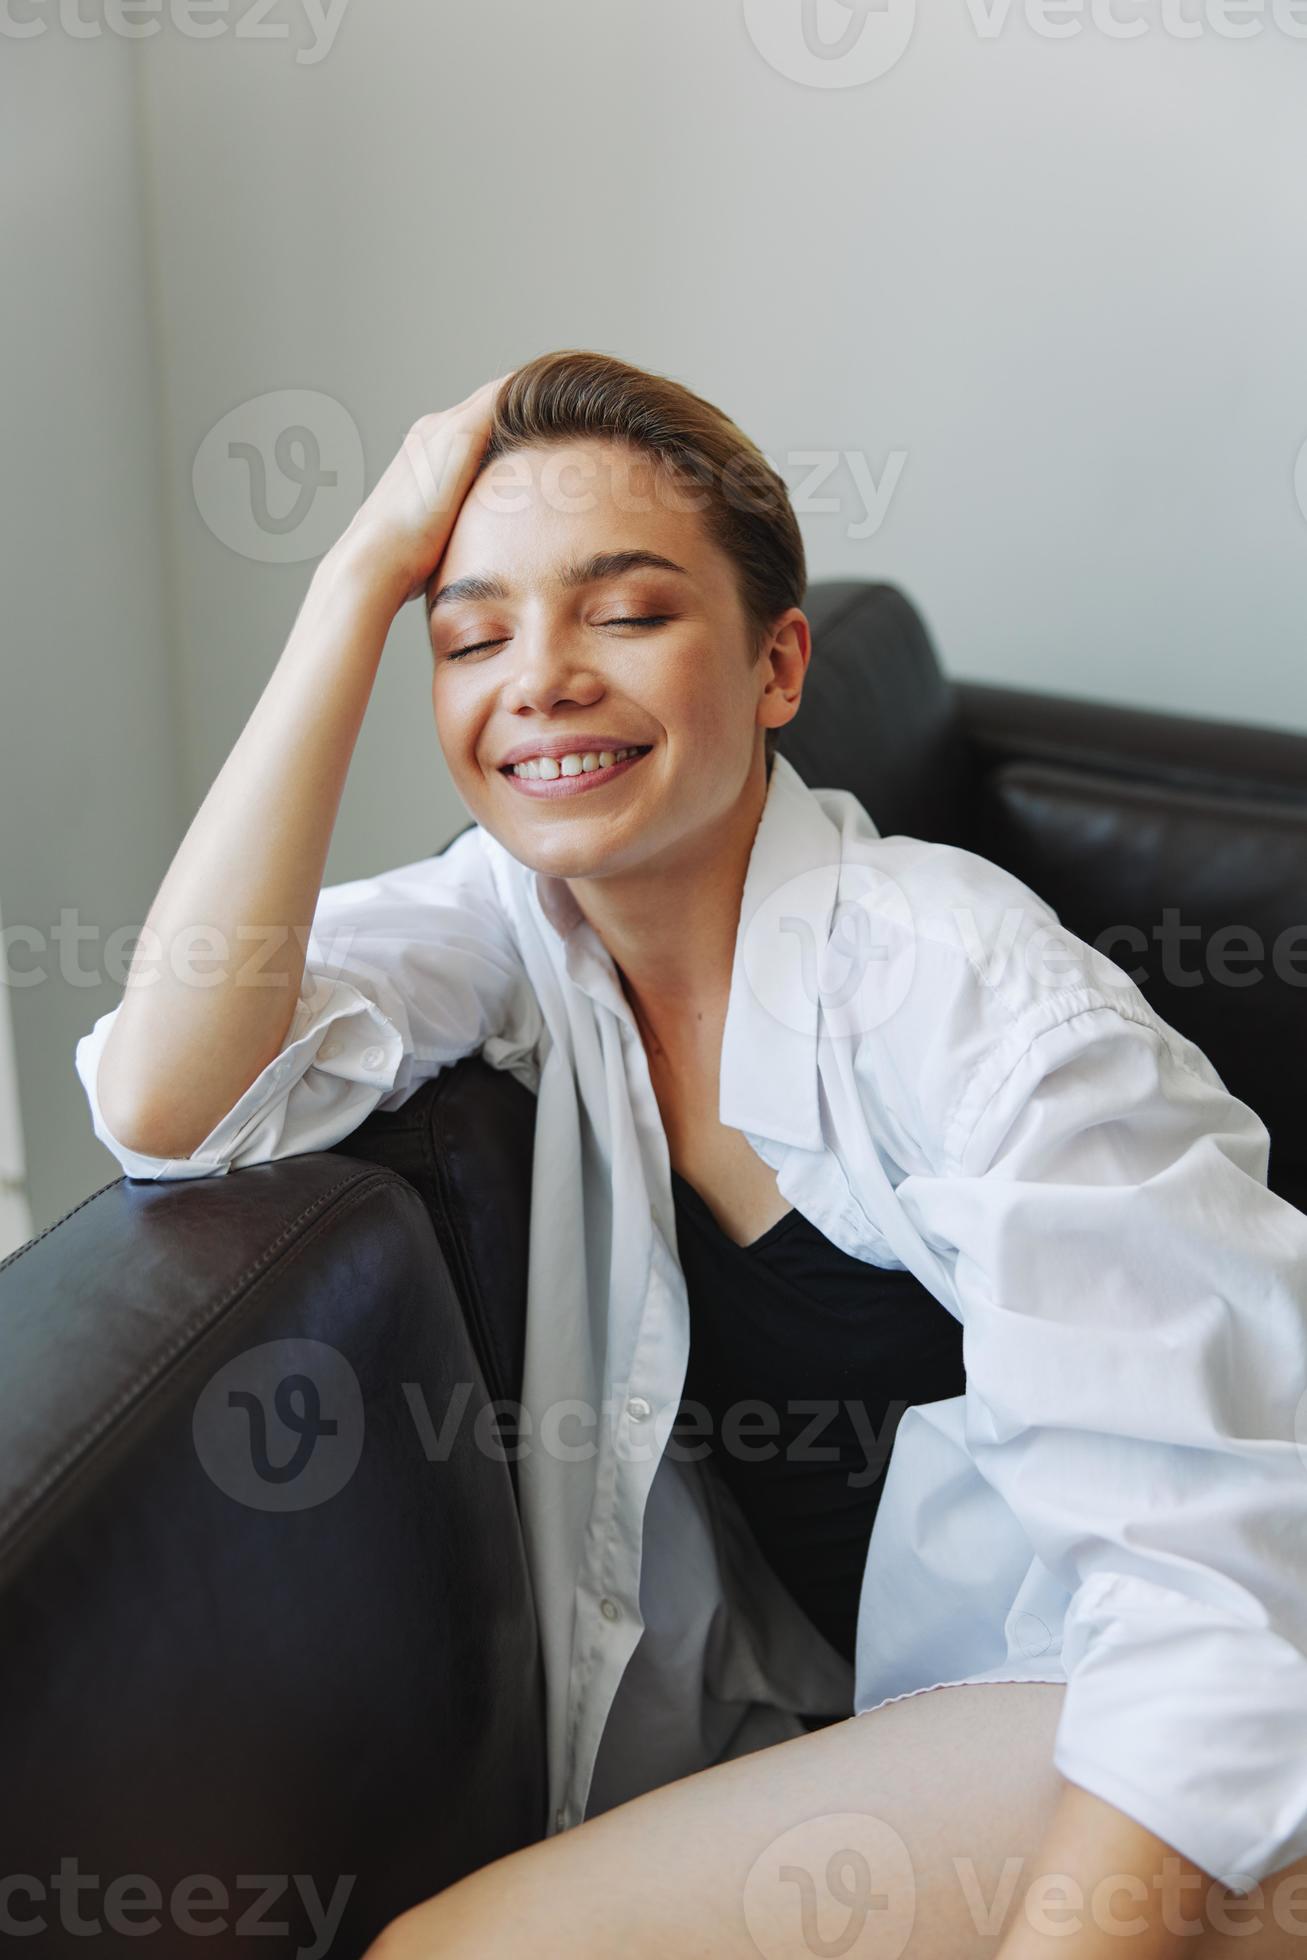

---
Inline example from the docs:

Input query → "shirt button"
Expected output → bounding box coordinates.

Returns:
[628,1397,652,1421]
[554,1808,566,1831]
[599,1597,620,1623]
[361,1044,385,1070]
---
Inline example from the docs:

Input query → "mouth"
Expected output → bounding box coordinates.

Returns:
[499,746,653,799]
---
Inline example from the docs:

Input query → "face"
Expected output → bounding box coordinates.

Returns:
[426,438,808,886]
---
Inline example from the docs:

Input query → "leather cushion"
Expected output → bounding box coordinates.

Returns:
[982,760,1307,1206]
[778,582,975,848]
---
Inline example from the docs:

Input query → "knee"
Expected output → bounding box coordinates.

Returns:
[361,1900,454,1960]
[361,1876,511,1960]
[359,1912,413,1960]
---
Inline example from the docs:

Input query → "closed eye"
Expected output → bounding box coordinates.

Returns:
[444,615,674,661]
[445,638,506,661]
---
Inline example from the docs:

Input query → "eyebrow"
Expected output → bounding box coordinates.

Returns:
[426,549,691,617]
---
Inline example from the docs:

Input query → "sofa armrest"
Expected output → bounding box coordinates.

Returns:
[0,1140,546,1954]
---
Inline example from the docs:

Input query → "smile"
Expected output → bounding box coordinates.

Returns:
[500,747,652,798]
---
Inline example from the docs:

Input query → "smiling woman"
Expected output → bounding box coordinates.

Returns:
[76,351,1307,1959]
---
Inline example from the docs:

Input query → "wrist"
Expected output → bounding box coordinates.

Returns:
[313,522,415,624]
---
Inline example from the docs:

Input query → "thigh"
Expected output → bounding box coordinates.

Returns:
[366,1683,1307,1959]
[367,1681,1073,1958]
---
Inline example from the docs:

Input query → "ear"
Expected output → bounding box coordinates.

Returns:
[756,608,811,736]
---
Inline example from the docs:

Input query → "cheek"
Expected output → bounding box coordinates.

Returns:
[430,673,479,747]
[675,652,756,747]
[657,634,744,722]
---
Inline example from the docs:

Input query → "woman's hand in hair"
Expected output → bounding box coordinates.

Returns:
[329,372,514,614]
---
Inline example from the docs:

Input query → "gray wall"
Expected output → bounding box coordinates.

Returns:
[1,32,181,1235]
[6,0,1307,1229]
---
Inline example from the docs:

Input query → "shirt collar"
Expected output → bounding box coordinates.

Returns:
[528,752,854,1154]
[718,751,847,1154]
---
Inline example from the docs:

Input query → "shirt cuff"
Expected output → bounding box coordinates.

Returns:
[1054,1568,1307,1890]
[74,968,405,1181]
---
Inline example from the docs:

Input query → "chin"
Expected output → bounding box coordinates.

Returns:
[510,830,616,881]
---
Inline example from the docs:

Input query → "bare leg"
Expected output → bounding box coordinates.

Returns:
[363,1683,1307,1959]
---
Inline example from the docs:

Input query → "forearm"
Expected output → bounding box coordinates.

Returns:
[95,377,506,1159]
[996,1778,1210,1960]
[96,536,404,1159]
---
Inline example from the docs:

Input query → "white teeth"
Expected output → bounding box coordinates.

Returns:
[510,746,642,780]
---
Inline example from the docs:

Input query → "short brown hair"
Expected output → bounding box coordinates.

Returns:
[478,350,806,773]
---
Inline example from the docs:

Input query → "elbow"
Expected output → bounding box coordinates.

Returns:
[95,1060,206,1164]
[100,1095,206,1165]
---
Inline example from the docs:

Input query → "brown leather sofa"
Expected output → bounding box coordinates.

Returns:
[1,581,1304,1957]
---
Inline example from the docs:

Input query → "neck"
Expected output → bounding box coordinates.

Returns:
[566,750,772,1060]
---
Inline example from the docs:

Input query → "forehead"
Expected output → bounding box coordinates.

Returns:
[438,437,727,589]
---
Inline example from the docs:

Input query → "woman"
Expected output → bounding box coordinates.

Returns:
[78,352,1307,1956]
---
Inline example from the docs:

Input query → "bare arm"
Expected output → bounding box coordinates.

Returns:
[996,1779,1210,1959]
[96,377,510,1160]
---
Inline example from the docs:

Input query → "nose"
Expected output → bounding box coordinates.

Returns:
[501,620,605,717]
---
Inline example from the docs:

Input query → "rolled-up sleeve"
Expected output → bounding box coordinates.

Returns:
[75,823,542,1182]
[898,990,1307,1890]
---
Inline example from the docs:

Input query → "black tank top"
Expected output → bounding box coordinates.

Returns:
[668,1166,966,1665]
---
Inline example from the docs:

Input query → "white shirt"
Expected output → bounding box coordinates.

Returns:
[76,752,1307,1890]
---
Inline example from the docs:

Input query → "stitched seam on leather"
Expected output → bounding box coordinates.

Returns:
[0,1177,124,1277]
[976,730,1307,810]
[992,756,1307,827]
[0,1167,400,1545]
